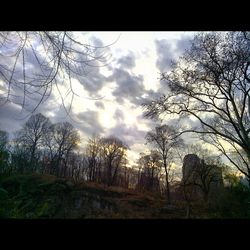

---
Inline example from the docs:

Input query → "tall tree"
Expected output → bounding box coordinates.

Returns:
[143,32,250,185]
[15,113,51,171]
[137,151,162,192]
[85,135,102,182]
[44,121,80,176]
[100,136,128,186]
[146,125,182,204]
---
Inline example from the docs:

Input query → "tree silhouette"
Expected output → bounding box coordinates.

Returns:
[146,124,182,203]
[14,113,51,171]
[143,32,250,185]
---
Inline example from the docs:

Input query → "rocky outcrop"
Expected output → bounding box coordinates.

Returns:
[182,154,201,183]
[182,154,224,200]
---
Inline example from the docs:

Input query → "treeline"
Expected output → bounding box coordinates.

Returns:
[0,113,165,192]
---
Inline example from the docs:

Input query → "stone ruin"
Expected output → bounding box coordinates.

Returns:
[182,154,224,199]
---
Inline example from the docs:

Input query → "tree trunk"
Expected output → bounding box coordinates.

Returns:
[111,163,119,186]
[203,191,209,203]
[164,159,171,204]
[107,159,112,186]
[166,178,171,204]
[30,143,37,172]
[186,203,191,219]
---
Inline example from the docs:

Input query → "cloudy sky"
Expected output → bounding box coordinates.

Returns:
[0,31,195,166]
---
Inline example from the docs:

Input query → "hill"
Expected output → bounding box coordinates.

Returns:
[0,174,186,218]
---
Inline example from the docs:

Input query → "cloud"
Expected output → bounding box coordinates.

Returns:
[0,32,197,167]
[95,101,105,109]
[76,110,104,136]
[110,68,145,105]
[155,39,174,72]
[139,89,162,105]
[0,102,24,134]
[73,37,112,96]
[175,35,192,56]
[113,108,124,123]
[73,63,107,95]
[0,41,55,112]
[155,35,192,72]
[117,51,136,69]
[107,122,146,148]
[89,36,104,47]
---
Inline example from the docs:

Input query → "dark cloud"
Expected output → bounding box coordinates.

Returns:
[113,109,124,123]
[76,110,104,135]
[107,123,146,148]
[176,35,192,56]
[117,52,136,69]
[110,68,145,105]
[0,43,55,112]
[155,35,192,72]
[74,36,112,95]
[78,69,107,94]
[89,37,104,47]
[0,102,25,134]
[95,101,105,109]
[155,39,174,72]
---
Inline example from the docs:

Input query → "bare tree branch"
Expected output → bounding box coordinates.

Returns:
[143,32,250,182]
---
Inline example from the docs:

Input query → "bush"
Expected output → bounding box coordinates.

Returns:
[208,183,250,218]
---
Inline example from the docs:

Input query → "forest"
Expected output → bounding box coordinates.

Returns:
[0,31,250,218]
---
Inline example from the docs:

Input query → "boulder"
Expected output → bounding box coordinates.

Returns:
[182,154,201,183]
[182,154,224,200]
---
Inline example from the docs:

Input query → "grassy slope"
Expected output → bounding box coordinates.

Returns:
[0,174,186,219]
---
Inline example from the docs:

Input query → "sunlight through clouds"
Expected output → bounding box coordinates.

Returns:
[0,32,195,167]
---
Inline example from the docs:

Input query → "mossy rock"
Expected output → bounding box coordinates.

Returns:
[0,187,8,200]
[128,199,148,207]
[36,200,60,218]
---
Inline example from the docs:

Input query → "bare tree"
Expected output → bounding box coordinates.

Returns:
[146,124,183,204]
[143,32,250,185]
[44,121,80,176]
[100,136,128,186]
[0,31,115,114]
[11,139,30,174]
[137,151,162,192]
[14,113,51,171]
[183,157,223,202]
[85,135,102,182]
[0,130,8,152]
[194,160,223,202]
[0,130,9,174]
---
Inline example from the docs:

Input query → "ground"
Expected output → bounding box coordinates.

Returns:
[0,174,187,218]
[1,174,249,218]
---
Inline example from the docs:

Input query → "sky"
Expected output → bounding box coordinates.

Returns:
[0,31,196,167]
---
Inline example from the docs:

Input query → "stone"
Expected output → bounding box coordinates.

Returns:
[182,154,201,183]
[182,154,224,199]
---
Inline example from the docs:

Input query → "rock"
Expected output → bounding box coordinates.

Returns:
[65,181,74,188]
[182,154,201,183]
[159,204,177,214]
[182,154,224,199]
[0,187,8,199]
